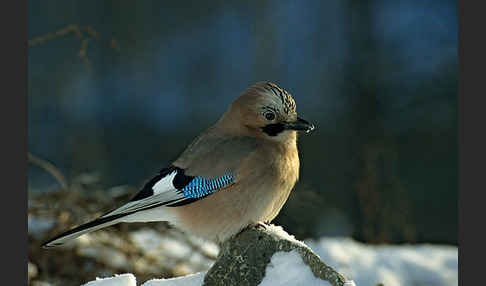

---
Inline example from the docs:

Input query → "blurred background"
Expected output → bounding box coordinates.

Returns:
[28,0,457,248]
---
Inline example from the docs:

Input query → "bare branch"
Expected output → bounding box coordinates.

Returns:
[28,152,69,190]
[28,24,113,71]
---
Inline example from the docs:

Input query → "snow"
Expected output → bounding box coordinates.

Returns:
[264,224,308,248]
[141,272,206,286]
[306,237,458,286]
[79,236,457,286]
[259,250,333,286]
[81,273,136,286]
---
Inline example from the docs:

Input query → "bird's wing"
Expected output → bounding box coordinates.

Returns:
[104,134,262,217]
[101,165,235,218]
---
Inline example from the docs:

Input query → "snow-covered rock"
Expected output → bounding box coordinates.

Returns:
[203,224,349,286]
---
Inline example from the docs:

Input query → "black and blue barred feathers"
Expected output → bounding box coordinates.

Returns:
[180,174,234,198]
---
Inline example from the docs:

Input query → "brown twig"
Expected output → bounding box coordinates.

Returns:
[28,152,69,190]
[28,24,106,71]
[28,24,100,47]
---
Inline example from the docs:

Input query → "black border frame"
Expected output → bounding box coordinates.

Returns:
[3,0,27,284]
[459,0,484,285]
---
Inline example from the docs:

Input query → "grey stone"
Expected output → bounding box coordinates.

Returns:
[203,224,350,286]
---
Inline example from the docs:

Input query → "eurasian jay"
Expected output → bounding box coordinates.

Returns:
[43,81,315,248]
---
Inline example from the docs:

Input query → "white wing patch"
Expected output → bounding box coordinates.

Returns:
[152,170,177,195]
[101,170,185,217]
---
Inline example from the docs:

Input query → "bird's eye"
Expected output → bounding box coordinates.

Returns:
[264,112,276,121]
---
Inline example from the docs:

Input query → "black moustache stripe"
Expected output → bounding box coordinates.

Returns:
[261,123,285,136]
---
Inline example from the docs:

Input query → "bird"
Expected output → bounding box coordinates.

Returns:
[42,81,315,248]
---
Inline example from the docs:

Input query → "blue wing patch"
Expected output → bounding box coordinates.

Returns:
[180,174,234,198]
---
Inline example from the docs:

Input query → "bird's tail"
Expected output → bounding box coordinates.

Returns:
[42,213,126,248]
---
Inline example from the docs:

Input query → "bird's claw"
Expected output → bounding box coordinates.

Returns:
[255,221,270,230]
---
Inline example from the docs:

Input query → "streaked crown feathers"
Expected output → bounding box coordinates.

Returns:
[247,81,297,115]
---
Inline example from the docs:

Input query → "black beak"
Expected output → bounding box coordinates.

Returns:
[285,117,315,133]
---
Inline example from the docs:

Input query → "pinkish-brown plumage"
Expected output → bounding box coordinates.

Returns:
[43,82,314,248]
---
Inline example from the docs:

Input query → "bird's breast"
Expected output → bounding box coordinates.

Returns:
[168,140,300,243]
[237,141,300,223]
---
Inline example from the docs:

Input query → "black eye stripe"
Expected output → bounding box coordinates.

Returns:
[261,123,285,136]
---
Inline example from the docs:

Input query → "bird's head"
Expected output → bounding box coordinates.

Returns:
[219,82,315,141]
